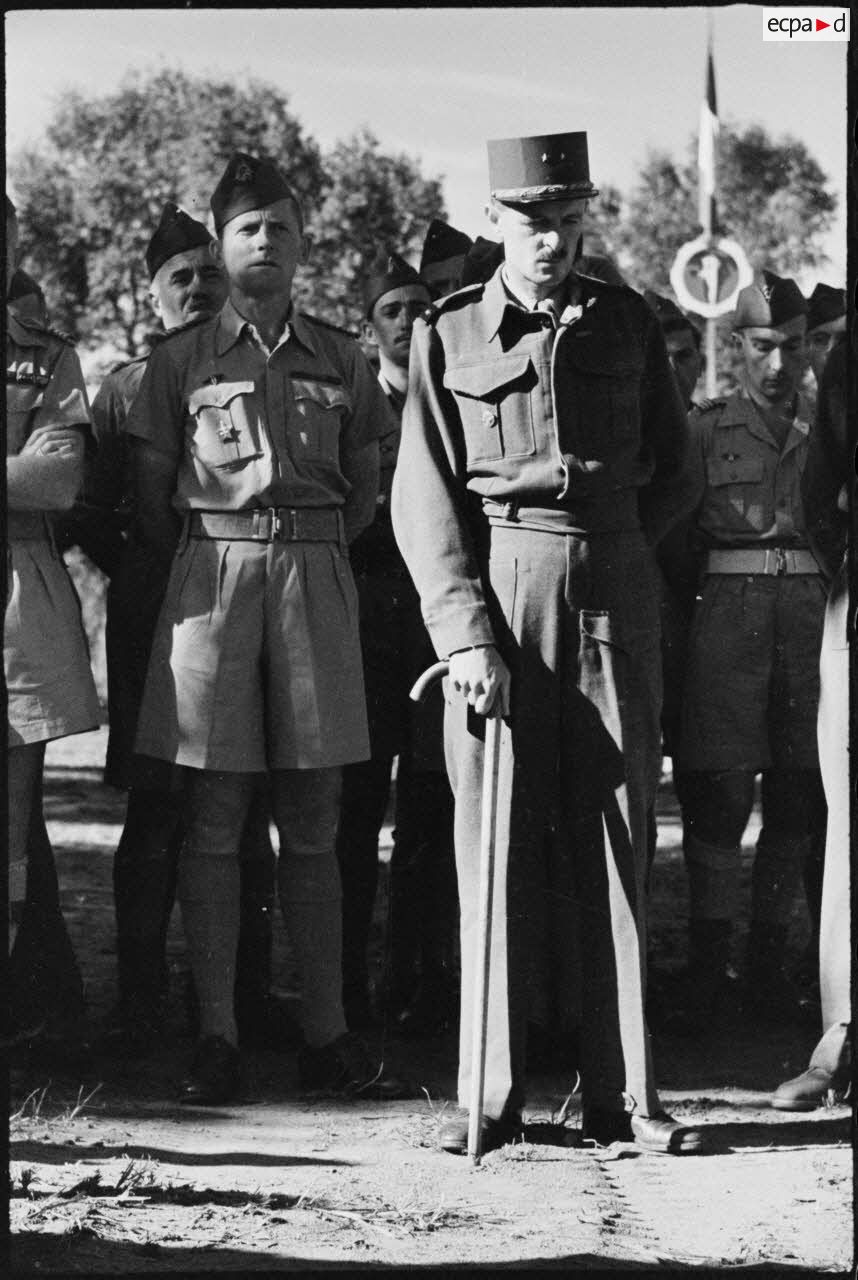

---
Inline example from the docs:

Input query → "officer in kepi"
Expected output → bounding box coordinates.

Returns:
[672,272,827,1032]
[126,153,409,1104]
[392,133,708,1156]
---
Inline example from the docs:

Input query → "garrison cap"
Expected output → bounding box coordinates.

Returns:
[362,251,427,319]
[420,220,473,272]
[806,283,846,332]
[460,236,505,287]
[643,289,699,335]
[145,202,213,281]
[210,152,298,234]
[733,270,807,329]
[488,132,599,203]
[6,194,17,219]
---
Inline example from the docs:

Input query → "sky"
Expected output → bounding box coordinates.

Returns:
[5,6,849,289]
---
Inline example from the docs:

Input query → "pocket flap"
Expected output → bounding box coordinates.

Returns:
[291,377,350,410]
[706,457,764,486]
[443,354,533,400]
[188,380,255,412]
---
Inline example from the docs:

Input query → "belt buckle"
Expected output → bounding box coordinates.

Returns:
[775,548,788,576]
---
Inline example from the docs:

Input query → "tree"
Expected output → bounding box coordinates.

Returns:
[295,128,446,333]
[10,69,324,354]
[592,123,838,394]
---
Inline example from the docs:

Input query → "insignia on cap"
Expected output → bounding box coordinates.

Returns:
[760,282,774,302]
[235,161,254,183]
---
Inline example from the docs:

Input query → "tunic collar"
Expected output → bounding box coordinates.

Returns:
[214,296,317,358]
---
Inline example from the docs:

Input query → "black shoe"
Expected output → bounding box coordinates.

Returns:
[297,1031,414,1099]
[772,1023,850,1111]
[179,1036,241,1105]
[438,1107,522,1156]
[236,993,303,1051]
[583,1105,707,1155]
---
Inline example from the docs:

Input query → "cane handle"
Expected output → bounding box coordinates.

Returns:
[409,660,450,703]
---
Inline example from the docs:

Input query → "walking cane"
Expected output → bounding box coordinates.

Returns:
[410,659,504,1165]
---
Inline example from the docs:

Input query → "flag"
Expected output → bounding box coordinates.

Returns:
[698,43,719,234]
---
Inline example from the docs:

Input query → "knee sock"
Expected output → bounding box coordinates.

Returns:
[751,833,809,927]
[278,850,347,1049]
[177,851,240,1046]
[683,834,742,921]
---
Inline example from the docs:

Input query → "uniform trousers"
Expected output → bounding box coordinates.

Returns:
[445,523,662,1120]
[818,561,849,1028]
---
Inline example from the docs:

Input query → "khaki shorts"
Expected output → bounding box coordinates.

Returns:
[679,572,827,772]
[135,535,370,772]
[5,536,100,746]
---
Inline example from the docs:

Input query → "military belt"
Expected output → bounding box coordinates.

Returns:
[7,511,50,540]
[482,498,639,536]
[705,547,820,576]
[188,507,343,544]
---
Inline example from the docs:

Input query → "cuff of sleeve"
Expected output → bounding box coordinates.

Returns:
[426,604,496,661]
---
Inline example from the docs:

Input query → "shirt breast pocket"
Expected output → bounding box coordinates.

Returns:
[564,338,643,453]
[186,380,260,471]
[705,455,767,526]
[443,354,537,465]
[290,377,351,462]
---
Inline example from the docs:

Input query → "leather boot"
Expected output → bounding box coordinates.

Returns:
[772,1022,851,1110]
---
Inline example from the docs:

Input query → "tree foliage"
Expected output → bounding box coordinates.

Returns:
[585,123,838,393]
[295,128,446,333]
[8,72,437,355]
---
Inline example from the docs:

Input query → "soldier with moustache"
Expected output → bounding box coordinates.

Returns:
[57,204,299,1056]
[126,154,409,1104]
[336,251,458,1035]
[674,273,827,1031]
[393,133,707,1156]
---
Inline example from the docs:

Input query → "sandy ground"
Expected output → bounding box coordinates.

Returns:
[8,727,854,1273]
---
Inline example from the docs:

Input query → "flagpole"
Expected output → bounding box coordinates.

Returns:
[700,19,718,398]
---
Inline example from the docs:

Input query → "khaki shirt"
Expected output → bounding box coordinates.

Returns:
[126,299,391,542]
[6,310,92,459]
[689,389,814,548]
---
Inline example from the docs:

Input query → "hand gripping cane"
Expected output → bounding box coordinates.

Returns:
[410,659,504,1165]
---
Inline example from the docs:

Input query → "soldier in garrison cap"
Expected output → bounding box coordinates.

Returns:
[805,283,846,385]
[392,132,707,1156]
[57,203,299,1059]
[8,266,48,325]
[419,219,474,300]
[773,329,850,1111]
[5,197,100,1062]
[666,270,827,1035]
[335,250,458,1037]
[127,153,410,1105]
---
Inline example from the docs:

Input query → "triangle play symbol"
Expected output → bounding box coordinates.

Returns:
[816,18,830,30]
